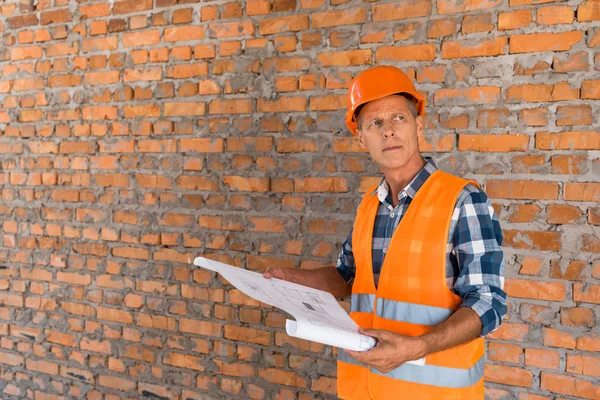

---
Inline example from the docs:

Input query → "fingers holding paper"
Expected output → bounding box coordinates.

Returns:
[262,266,289,280]
[345,328,428,373]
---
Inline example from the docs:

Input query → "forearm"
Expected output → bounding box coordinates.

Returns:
[283,267,351,299]
[420,307,482,356]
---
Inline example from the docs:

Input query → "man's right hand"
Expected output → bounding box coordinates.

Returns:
[262,266,351,299]
[263,267,292,281]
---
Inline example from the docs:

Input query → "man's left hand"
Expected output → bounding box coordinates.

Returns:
[345,328,429,373]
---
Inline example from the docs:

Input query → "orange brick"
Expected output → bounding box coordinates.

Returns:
[498,10,532,30]
[547,204,582,224]
[486,180,559,200]
[313,7,366,27]
[561,307,595,327]
[259,15,309,35]
[503,230,561,251]
[541,372,600,398]
[564,183,600,201]
[537,5,574,25]
[510,31,582,53]
[459,134,528,152]
[223,176,269,192]
[208,99,253,115]
[317,50,371,66]
[97,375,136,391]
[556,105,592,126]
[434,86,500,106]
[376,44,436,62]
[525,348,560,369]
[373,1,430,21]
[582,79,600,99]
[257,97,306,113]
[519,256,543,275]
[442,37,507,59]
[123,30,160,47]
[488,342,523,363]
[567,354,600,378]
[537,131,598,150]
[578,0,600,22]
[462,13,494,33]
[573,283,600,305]
[209,21,253,38]
[506,279,566,301]
[485,364,533,388]
[427,19,457,38]
[507,204,541,223]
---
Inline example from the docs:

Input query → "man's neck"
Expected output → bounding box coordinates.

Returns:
[382,155,426,207]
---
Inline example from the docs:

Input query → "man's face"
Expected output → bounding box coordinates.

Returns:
[356,95,423,172]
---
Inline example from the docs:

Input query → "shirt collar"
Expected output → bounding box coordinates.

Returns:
[370,158,438,204]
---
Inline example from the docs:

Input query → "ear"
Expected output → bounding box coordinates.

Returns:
[415,114,424,135]
[357,129,366,148]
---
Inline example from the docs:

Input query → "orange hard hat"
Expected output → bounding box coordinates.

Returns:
[345,65,426,135]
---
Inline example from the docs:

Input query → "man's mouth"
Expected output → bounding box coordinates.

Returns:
[383,145,402,152]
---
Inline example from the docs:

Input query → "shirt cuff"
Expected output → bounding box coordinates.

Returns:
[459,295,503,337]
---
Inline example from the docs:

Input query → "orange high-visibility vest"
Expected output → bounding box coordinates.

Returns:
[337,170,485,400]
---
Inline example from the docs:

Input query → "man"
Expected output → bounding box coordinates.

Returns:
[264,65,506,399]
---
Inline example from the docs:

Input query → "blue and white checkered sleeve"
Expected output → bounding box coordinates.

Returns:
[336,228,356,286]
[452,185,507,336]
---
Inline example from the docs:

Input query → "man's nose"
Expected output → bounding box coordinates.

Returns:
[382,120,395,138]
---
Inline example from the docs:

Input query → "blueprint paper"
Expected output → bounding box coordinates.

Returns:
[194,257,426,366]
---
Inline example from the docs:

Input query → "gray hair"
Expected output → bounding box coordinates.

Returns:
[355,93,418,131]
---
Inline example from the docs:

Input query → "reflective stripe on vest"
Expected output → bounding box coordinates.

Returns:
[339,350,484,389]
[376,298,454,326]
[350,293,376,313]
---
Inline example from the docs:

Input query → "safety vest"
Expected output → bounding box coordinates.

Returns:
[337,170,485,400]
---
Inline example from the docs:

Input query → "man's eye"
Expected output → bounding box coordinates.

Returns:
[370,120,381,127]
[395,115,404,121]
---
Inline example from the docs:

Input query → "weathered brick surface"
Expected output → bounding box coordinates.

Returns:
[0,1,598,399]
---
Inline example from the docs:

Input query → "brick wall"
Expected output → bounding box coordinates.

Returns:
[0,0,599,398]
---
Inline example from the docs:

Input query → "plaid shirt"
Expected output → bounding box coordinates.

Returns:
[336,159,507,336]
